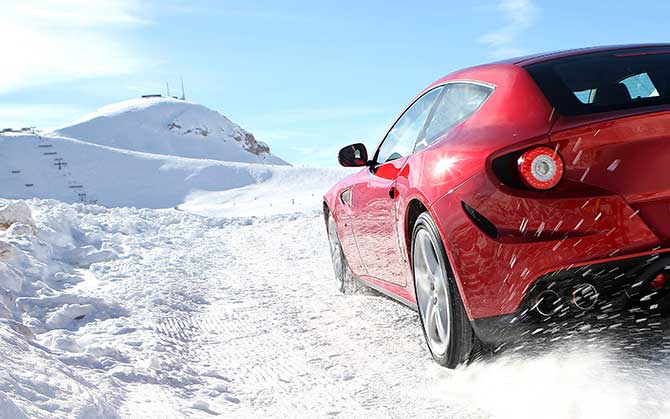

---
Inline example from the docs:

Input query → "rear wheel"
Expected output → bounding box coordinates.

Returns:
[412,212,475,368]
[327,213,358,294]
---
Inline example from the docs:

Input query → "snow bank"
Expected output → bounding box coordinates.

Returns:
[0,199,127,334]
[0,199,126,417]
[0,198,271,417]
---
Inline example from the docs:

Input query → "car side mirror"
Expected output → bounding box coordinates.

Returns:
[338,143,370,167]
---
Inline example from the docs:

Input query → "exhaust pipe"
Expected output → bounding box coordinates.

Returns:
[534,289,562,317]
[571,283,599,310]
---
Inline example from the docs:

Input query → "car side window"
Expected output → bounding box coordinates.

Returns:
[375,87,442,164]
[416,83,493,152]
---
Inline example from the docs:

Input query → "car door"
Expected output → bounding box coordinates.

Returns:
[351,87,443,285]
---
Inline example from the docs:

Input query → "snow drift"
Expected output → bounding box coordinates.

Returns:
[0,200,121,417]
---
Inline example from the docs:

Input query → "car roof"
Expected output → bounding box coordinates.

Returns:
[500,43,670,66]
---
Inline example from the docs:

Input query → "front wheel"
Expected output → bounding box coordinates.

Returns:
[412,212,475,368]
[327,213,358,294]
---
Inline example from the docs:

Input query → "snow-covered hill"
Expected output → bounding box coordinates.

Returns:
[54,97,289,166]
[1,97,358,214]
[0,132,349,212]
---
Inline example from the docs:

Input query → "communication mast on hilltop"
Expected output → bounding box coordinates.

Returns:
[160,78,186,101]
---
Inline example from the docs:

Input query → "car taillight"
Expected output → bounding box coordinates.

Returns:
[517,146,564,190]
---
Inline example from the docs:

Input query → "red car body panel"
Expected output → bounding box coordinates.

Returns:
[324,44,670,323]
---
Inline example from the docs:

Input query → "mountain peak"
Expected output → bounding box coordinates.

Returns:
[54,97,289,166]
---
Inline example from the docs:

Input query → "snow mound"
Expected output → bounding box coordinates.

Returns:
[0,199,284,417]
[0,200,122,417]
[54,96,289,166]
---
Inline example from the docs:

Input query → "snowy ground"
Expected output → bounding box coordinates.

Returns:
[1,199,670,418]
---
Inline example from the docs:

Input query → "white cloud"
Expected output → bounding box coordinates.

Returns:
[478,0,538,58]
[0,0,148,93]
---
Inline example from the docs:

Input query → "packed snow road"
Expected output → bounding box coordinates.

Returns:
[113,212,482,418]
[2,200,670,418]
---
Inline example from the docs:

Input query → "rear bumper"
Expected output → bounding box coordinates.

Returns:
[430,171,664,320]
[471,250,670,344]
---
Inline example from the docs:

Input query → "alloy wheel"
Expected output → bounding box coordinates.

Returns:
[414,228,451,357]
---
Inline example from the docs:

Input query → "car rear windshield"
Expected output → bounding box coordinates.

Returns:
[524,47,670,116]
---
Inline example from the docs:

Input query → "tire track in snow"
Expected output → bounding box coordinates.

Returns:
[86,208,480,418]
[155,215,480,418]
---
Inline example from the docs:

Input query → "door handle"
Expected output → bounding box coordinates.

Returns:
[389,186,398,199]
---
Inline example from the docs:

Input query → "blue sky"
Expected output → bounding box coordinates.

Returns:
[1,0,668,166]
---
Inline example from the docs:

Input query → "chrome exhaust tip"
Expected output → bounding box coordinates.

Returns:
[571,283,599,310]
[534,289,562,317]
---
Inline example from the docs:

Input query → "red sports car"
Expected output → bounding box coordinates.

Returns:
[324,44,670,368]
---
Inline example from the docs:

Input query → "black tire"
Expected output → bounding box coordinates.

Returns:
[411,211,476,368]
[326,213,359,294]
